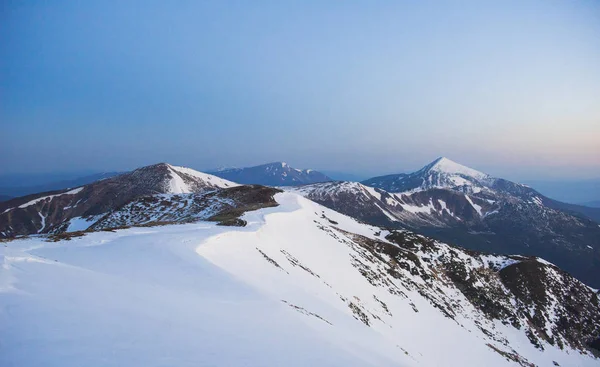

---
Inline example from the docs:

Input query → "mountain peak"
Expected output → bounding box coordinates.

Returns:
[424,157,488,179]
[362,157,491,193]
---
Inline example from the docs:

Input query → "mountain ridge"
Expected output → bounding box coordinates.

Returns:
[209,162,332,186]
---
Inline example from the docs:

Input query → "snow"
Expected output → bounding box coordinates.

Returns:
[37,213,46,233]
[17,187,84,209]
[480,255,520,270]
[65,187,84,195]
[167,164,238,193]
[535,257,555,266]
[465,195,483,216]
[0,192,596,367]
[401,200,435,214]
[375,204,398,221]
[66,214,106,232]
[386,196,400,206]
[430,157,488,180]
[483,210,499,218]
[449,175,469,187]
[362,185,382,201]
[437,199,460,219]
[530,196,543,206]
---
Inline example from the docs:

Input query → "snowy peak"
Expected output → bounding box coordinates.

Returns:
[165,164,238,194]
[424,157,488,180]
[209,162,332,186]
[362,157,492,193]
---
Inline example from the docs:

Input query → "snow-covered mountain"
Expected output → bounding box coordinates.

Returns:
[0,163,238,237]
[363,157,494,193]
[209,162,331,186]
[295,158,600,288]
[1,192,598,366]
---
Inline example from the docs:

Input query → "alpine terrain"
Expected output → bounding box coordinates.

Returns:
[1,162,599,366]
[294,157,600,288]
[209,162,332,186]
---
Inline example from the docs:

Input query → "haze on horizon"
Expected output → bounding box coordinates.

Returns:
[2,1,599,181]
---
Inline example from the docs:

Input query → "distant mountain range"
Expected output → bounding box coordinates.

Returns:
[208,162,331,186]
[294,157,600,288]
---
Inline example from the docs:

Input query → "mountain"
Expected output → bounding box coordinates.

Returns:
[0,195,12,202]
[0,163,239,238]
[209,162,332,186]
[362,157,600,222]
[1,191,599,366]
[294,158,600,287]
[362,157,494,193]
[0,171,123,198]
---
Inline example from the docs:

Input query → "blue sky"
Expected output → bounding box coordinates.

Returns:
[2,1,599,180]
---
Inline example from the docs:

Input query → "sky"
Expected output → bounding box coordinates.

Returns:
[2,0,600,181]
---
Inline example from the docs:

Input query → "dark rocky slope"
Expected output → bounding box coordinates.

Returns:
[0,163,237,238]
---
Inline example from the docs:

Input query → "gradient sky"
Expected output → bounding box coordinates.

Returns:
[2,0,600,180]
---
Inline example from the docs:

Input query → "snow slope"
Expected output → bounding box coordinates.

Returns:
[0,192,597,366]
[428,157,488,180]
[167,164,238,193]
